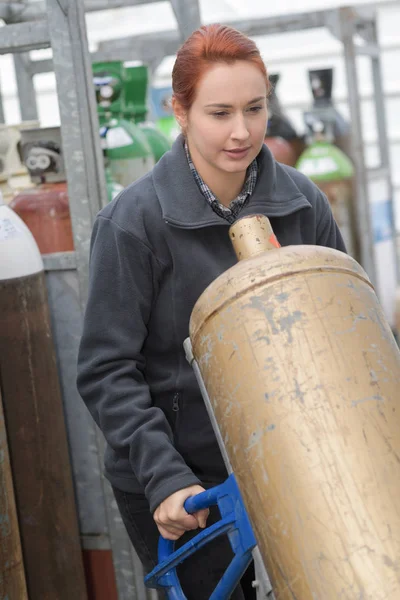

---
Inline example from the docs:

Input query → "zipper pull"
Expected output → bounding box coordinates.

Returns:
[172,393,180,412]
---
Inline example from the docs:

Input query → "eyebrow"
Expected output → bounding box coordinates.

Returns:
[205,96,266,108]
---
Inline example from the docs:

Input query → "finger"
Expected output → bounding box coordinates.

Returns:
[154,518,187,535]
[156,511,198,531]
[194,508,210,529]
[156,524,186,541]
[179,513,199,530]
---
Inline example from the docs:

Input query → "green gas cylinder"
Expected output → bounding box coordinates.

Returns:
[150,84,180,143]
[93,61,125,127]
[105,166,124,202]
[99,118,154,188]
[124,63,171,162]
[296,137,354,182]
[155,116,179,142]
[137,122,171,163]
[123,63,148,125]
[296,126,357,259]
[93,61,154,188]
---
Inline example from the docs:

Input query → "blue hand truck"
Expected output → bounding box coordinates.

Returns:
[144,340,274,600]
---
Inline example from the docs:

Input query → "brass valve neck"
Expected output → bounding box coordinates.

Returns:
[229,214,281,261]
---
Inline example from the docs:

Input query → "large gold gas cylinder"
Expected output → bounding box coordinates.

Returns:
[395,286,400,345]
[189,215,400,599]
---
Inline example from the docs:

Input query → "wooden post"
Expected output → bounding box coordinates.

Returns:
[0,385,28,599]
[0,271,88,600]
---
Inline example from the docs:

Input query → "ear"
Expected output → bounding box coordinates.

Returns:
[172,96,188,131]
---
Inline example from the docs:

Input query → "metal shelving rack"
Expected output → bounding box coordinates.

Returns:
[0,2,397,599]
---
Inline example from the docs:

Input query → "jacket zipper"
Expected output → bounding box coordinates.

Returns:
[172,392,180,414]
[172,392,180,440]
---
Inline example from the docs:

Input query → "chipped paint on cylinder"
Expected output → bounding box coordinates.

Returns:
[190,218,400,600]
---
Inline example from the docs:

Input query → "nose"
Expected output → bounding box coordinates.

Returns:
[231,114,250,142]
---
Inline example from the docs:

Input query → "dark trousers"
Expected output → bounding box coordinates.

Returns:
[112,487,256,600]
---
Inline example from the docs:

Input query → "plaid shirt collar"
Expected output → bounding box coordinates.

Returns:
[184,142,258,224]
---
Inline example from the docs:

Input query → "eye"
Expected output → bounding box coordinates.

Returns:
[212,111,229,118]
[247,105,263,113]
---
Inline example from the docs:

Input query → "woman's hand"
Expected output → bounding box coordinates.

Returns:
[153,485,209,540]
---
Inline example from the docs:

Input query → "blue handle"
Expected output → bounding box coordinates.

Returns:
[184,489,212,514]
[145,475,257,600]
[183,480,222,515]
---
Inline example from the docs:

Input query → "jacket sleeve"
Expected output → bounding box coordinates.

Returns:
[77,215,200,512]
[315,190,347,253]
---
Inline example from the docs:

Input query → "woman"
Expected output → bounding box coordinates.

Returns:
[77,24,346,598]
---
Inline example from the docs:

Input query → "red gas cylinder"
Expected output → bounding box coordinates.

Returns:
[264,135,297,167]
[9,126,74,254]
[10,182,73,253]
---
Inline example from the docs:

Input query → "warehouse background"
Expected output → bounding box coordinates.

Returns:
[1,2,400,600]
[1,0,400,230]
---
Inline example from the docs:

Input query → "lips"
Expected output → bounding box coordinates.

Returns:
[223,147,251,159]
[225,147,251,153]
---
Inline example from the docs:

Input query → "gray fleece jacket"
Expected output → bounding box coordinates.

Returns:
[77,135,346,513]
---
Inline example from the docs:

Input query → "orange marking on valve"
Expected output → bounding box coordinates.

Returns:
[269,233,281,248]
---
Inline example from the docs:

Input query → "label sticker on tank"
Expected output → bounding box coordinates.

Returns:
[0,218,24,241]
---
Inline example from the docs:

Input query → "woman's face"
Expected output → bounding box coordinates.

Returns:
[175,60,268,178]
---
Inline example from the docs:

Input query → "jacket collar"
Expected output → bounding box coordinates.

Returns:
[152,134,311,228]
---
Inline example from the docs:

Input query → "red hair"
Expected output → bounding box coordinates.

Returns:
[172,24,271,111]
